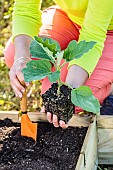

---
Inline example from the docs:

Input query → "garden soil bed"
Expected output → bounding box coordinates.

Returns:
[0,118,87,170]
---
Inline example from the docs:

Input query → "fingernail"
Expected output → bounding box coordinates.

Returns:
[54,124,59,128]
[60,121,63,126]
[21,89,25,93]
[19,94,22,98]
[41,108,45,112]
[47,112,51,114]
[26,82,29,86]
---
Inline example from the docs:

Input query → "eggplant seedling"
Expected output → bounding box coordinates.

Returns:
[22,36,100,122]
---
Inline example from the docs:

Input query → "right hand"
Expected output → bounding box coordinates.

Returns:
[9,35,33,98]
[9,57,31,98]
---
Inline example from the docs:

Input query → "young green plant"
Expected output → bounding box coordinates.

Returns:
[22,36,100,117]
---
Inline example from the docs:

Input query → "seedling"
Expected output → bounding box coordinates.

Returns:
[22,36,100,122]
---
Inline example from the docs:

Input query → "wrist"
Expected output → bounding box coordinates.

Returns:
[14,34,33,45]
[66,65,88,88]
[14,35,33,60]
[13,57,31,65]
[14,54,31,61]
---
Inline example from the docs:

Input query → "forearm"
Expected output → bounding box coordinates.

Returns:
[66,65,88,88]
[14,34,33,60]
[12,0,42,39]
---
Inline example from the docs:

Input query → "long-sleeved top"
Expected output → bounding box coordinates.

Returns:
[12,0,113,76]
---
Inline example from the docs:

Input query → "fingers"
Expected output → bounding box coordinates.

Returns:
[40,106,45,113]
[11,81,24,98]
[9,66,27,98]
[47,112,59,127]
[41,107,69,128]
[47,112,68,128]
[52,114,59,127]
[59,120,68,128]
[47,112,53,124]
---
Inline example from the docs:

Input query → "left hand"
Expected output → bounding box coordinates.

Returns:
[41,107,68,128]
[42,65,88,128]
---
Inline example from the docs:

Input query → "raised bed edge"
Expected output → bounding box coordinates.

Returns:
[97,115,113,165]
[0,111,97,169]
[75,116,98,170]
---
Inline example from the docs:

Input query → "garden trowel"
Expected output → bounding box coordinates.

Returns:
[20,88,37,141]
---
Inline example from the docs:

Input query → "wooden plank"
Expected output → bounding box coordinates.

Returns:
[0,111,93,127]
[98,128,113,165]
[68,114,93,127]
[97,115,113,129]
[0,111,47,122]
[97,115,113,164]
[76,117,98,170]
[98,153,113,165]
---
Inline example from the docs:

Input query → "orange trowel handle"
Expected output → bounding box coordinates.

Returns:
[20,81,27,113]
[20,90,27,113]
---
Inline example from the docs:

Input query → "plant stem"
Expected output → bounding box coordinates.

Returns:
[57,80,73,95]
[61,81,73,90]
[57,78,62,94]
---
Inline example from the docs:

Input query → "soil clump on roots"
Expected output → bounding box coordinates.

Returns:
[42,83,75,123]
[0,118,87,170]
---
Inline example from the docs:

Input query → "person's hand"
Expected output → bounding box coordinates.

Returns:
[9,35,33,98]
[42,65,88,128]
[9,57,31,98]
[47,112,68,128]
[41,107,68,128]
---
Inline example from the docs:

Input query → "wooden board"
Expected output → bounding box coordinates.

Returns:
[98,128,113,164]
[0,111,47,122]
[0,111,92,127]
[68,114,93,127]
[97,115,113,165]
[97,115,113,129]
[76,117,98,170]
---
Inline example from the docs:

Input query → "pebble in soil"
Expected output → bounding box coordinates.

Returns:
[42,83,75,123]
[0,118,87,170]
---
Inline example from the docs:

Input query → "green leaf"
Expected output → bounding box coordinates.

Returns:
[30,40,55,63]
[48,70,60,83]
[35,36,61,55]
[71,86,100,114]
[22,60,52,82]
[74,86,93,96]
[63,40,96,62]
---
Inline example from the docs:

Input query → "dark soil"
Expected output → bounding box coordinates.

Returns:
[0,118,87,170]
[42,83,75,123]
